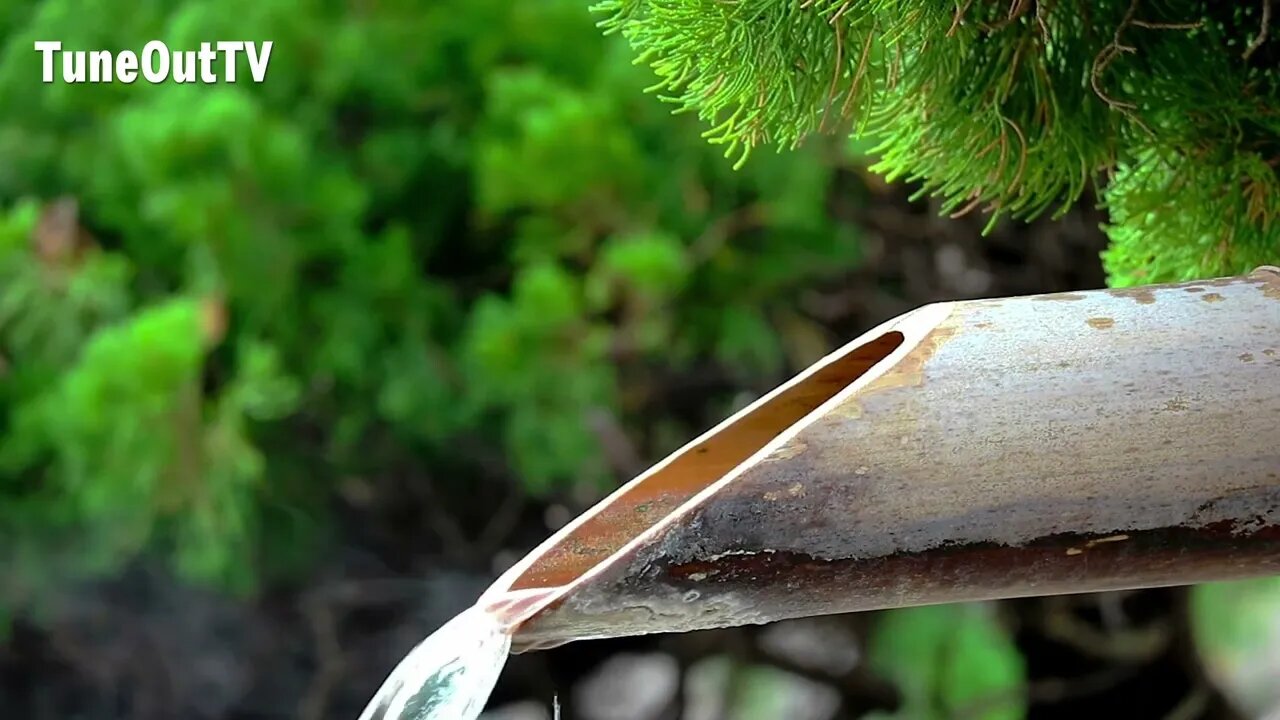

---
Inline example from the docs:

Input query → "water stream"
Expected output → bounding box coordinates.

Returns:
[356,603,512,720]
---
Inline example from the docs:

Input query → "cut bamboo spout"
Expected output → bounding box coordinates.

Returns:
[482,269,1280,654]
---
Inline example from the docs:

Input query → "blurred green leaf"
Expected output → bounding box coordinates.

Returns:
[715,305,784,376]
[598,231,690,300]
[687,655,836,720]
[866,604,1027,720]
[1192,578,1280,718]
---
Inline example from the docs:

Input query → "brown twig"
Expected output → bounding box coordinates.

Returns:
[840,21,877,119]
[1131,19,1202,30]
[1243,0,1272,61]
[1035,0,1053,40]
[819,18,845,134]
[1090,0,1141,112]
[948,0,976,37]
[1003,115,1030,193]
[475,481,527,557]
[690,204,764,263]
[950,192,986,219]
[298,594,344,720]
[1163,681,1212,720]
[585,408,645,483]
[419,485,473,561]
[1039,595,1173,662]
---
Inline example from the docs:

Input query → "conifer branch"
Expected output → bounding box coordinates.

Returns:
[593,0,1280,285]
[1243,0,1271,61]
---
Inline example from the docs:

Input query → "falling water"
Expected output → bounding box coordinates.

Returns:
[357,604,512,720]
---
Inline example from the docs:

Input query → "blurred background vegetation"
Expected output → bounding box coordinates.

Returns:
[0,1,1276,719]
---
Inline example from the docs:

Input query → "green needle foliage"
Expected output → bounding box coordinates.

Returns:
[595,0,1280,284]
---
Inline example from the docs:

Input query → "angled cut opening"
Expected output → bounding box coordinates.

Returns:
[498,330,906,595]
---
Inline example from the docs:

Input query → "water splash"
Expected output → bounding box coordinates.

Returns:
[357,604,512,720]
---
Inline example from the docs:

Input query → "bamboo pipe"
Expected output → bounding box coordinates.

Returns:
[480,268,1280,653]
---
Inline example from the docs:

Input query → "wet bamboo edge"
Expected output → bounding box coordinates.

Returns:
[488,269,1280,653]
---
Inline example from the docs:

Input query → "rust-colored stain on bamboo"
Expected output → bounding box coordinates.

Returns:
[1108,287,1157,304]
[835,311,961,421]
[1087,317,1115,330]
[763,442,808,462]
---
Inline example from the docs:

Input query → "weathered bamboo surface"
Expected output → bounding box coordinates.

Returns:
[483,269,1280,653]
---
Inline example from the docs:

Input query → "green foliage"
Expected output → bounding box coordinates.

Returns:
[0,0,861,609]
[1191,578,1280,717]
[1103,146,1280,285]
[685,654,835,720]
[595,0,1280,282]
[865,604,1027,720]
